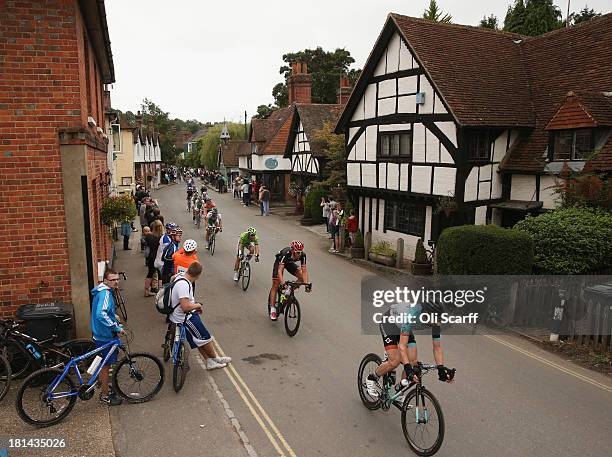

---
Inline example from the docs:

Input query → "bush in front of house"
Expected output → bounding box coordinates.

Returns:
[514,207,612,274]
[303,187,328,223]
[436,225,534,274]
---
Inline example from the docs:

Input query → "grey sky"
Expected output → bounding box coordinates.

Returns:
[105,0,608,123]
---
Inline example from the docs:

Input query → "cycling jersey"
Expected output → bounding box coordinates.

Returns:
[238,232,259,247]
[172,248,199,275]
[379,301,441,349]
[206,211,221,226]
[275,247,306,267]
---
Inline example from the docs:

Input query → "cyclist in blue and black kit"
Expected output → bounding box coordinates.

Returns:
[366,300,454,398]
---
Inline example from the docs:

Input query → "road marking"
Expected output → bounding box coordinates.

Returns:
[214,340,298,457]
[485,335,612,393]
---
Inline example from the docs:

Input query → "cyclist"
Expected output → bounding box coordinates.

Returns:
[186,185,195,212]
[193,193,203,223]
[203,196,216,212]
[233,227,260,281]
[205,207,222,250]
[268,240,310,321]
[200,185,208,198]
[366,301,454,399]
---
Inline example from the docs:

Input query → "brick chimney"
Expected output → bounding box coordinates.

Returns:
[288,61,312,104]
[336,75,352,105]
[135,111,142,128]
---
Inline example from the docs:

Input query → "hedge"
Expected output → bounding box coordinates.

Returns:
[514,207,612,274]
[437,225,534,274]
[303,187,328,223]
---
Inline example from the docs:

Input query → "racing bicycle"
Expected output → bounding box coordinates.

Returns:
[207,227,220,255]
[236,253,257,291]
[269,281,311,337]
[112,271,129,322]
[15,329,164,427]
[357,354,455,456]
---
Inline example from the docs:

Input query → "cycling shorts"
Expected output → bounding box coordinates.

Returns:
[379,322,441,350]
[272,260,299,279]
[237,242,255,257]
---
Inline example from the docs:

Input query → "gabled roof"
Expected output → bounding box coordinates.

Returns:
[236,141,251,157]
[584,135,612,173]
[218,140,247,167]
[248,106,294,155]
[284,104,343,158]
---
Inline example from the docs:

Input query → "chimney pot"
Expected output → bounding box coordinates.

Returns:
[288,61,312,104]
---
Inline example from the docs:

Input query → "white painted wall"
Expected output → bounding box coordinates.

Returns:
[475,206,487,225]
[411,165,431,194]
[251,154,291,171]
[365,126,377,161]
[540,175,558,209]
[238,156,249,170]
[347,162,360,186]
[510,174,537,201]
[362,163,377,188]
[432,167,456,196]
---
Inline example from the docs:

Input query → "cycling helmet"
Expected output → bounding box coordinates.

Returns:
[204,196,211,202]
[290,240,304,252]
[175,228,183,235]
[247,227,257,236]
[165,222,176,230]
[183,239,197,252]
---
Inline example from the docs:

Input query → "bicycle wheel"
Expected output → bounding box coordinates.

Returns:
[162,324,175,362]
[284,298,301,337]
[210,235,216,256]
[16,367,76,427]
[357,353,382,410]
[2,340,31,379]
[0,354,11,402]
[172,341,189,393]
[241,262,251,291]
[113,352,164,403]
[401,387,445,456]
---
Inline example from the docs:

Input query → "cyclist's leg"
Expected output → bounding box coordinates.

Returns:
[269,262,282,307]
[234,245,243,272]
[376,323,402,377]
[248,242,255,256]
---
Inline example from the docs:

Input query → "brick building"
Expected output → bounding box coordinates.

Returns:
[0,0,116,336]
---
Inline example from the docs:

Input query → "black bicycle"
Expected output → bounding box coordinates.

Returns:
[357,354,455,456]
[162,322,175,363]
[112,271,129,322]
[207,227,220,255]
[269,281,311,337]
[0,352,11,402]
[0,318,95,380]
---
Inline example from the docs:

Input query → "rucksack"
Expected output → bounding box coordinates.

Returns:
[155,276,191,315]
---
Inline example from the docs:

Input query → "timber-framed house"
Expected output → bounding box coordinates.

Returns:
[335,13,612,258]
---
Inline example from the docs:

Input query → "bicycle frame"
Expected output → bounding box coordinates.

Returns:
[171,323,187,365]
[46,338,123,400]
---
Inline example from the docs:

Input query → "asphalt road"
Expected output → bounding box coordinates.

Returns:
[112,182,612,457]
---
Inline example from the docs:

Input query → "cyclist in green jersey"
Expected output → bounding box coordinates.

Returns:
[233,227,260,281]
[205,207,222,249]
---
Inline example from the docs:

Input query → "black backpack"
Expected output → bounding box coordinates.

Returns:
[155,277,191,315]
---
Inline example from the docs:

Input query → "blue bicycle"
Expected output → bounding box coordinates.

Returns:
[15,331,164,427]
[171,312,194,392]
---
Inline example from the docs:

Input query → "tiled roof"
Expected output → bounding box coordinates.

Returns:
[249,106,295,155]
[236,141,251,157]
[294,104,343,157]
[546,92,599,130]
[584,135,612,173]
[219,140,247,167]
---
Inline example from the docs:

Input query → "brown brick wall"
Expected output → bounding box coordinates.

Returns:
[0,1,111,316]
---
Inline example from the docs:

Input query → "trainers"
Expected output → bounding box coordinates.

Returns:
[366,374,380,398]
[214,356,232,364]
[270,306,278,321]
[233,272,239,281]
[206,358,227,370]
[99,393,123,406]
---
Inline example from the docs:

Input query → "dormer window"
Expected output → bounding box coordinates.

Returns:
[553,129,593,161]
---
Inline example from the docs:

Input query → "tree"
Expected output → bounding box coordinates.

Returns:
[569,6,601,25]
[311,121,347,201]
[253,104,276,120]
[196,122,248,170]
[272,47,358,106]
[422,0,452,23]
[503,0,563,36]
[479,14,500,29]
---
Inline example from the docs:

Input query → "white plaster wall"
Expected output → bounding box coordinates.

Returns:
[238,156,248,169]
[411,165,432,194]
[413,123,426,162]
[478,181,491,200]
[378,163,386,187]
[251,154,291,171]
[362,163,377,188]
[347,162,360,186]
[365,126,377,161]
[491,169,503,199]
[435,122,457,148]
[440,146,453,164]
[351,97,365,122]
[398,95,417,113]
[510,175,537,201]
[432,167,456,196]
[464,168,478,201]
[379,79,396,98]
[387,163,399,190]
[398,76,417,94]
[364,84,377,119]
[379,123,412,132]
[419,77,435,114]
[386,33,401,73]
[400,163,409,192]
[492,130,509,162]
[433,93,448,114]
[374,52,386,76]
[540,175,559,209]
[475,206,487,225]
[398,37,414,70]
[354,133,366,161]
[378,97,396,116]
[348,127,360,146]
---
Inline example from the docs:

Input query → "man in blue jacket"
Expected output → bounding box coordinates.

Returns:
[91,267,125,406]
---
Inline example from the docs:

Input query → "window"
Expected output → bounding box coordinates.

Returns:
[466,130,491,162]
[111,124,121,153]
[379,131,411,158]
[553,129,593,161]
[121,177,132,186]
[384,201,425,237]
[251,143,258,154]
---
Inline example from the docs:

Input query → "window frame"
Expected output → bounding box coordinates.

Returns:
[552,128,594,161]
[121,177,132,186]
[384,201,426,237]
[377,129,412,161]
[465,129,493,163]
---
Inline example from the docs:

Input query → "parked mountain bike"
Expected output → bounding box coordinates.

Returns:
[112,271,128,322]
[0,319,95,380]
[0,352,11,402]
[171,311,196,392]
[15,329,164,427]
[207,227,220,255]
[236,253,255,291]
[357,353,455,456]
[269,281,311,337]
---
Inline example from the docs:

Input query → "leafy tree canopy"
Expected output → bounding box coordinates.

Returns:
[270,47,360,107]
[311,121,347,201]
[253,104,276,120]
[194,122,248,170]
[503,0,563,36]
[422,0,452,23]
[479,14,500,29]
[569,6,601,24]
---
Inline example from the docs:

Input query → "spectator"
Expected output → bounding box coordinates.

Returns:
[347,210,358,247]
[139,197,149,235]
[242,180,251,207]
[261,185,270,215]
[144,220,163,297]
[169,261,230,370]
[329,203,339,252]
[321,197,331,233]
[173,239,199,275]
[161,228,182,285]
[334,202,344,253]
[90,267,125,405]
[120,220,132,250]
[141,226,151,262]
[252,180,260,204]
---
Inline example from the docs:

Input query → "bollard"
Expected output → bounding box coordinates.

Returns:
[550,289,566,342]
[339,226,346,253]
[396,238,404,269]
[364,232,372,261]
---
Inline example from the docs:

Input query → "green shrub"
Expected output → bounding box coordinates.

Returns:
[303,187,328,223]
[354,231,364,248]
[437,225,534,274]
[370,241,396,258]
[514,207,612,274]
[414,239,429,263]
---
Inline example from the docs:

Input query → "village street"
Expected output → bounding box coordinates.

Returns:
[108,184,612,457]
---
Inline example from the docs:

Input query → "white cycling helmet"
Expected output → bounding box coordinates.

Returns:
[183,239,198,252]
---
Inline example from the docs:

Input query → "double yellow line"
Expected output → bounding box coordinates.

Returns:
[214,340,298,457]
[485,335,612,393]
